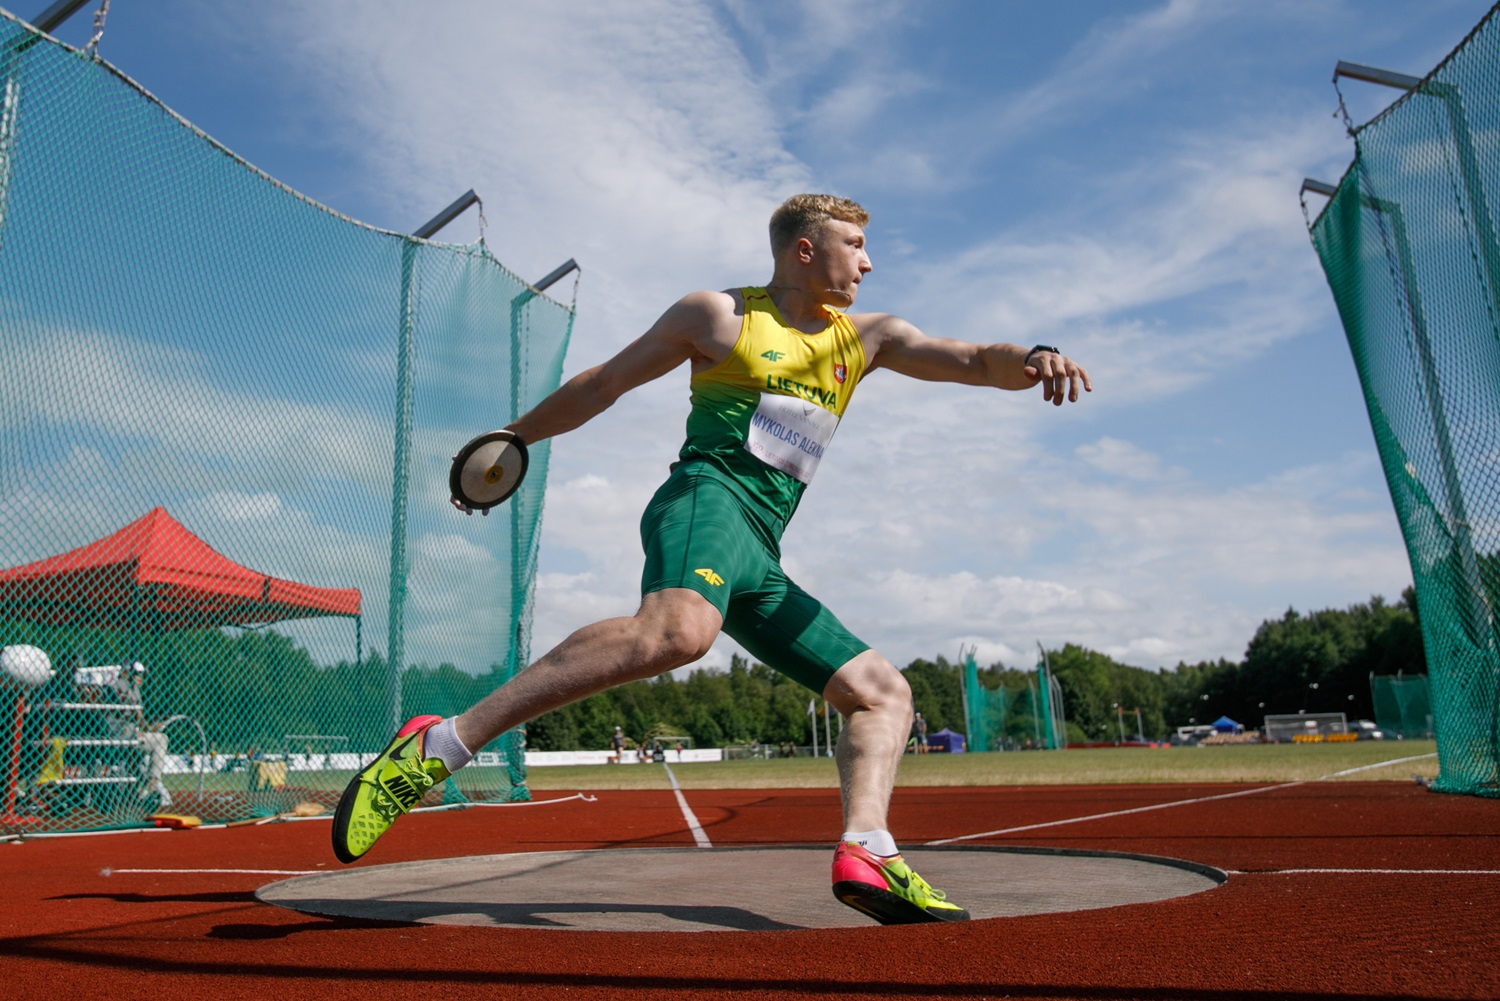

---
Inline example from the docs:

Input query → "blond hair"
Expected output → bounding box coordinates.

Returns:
[769,194,869,256]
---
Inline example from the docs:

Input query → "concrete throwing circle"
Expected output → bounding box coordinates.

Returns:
[258,846,1226,932]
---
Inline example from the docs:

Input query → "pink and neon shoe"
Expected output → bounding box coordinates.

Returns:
[331,715,449,863]
[832,840,970,924]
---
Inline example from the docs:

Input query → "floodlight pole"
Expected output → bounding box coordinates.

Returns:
[386,190,482,733]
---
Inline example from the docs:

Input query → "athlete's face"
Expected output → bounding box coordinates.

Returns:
[810,220,872,306]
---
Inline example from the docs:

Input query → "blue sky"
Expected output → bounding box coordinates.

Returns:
[31,0,1497,673]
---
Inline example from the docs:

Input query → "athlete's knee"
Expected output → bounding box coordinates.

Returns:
[640,621,716,670]
[824,650,910,717]
[631,590,721,672]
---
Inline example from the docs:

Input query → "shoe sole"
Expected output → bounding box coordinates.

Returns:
[833,880,971,925]
[330,768,369,864]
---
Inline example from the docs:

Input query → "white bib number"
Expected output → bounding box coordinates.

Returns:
[744,392,840,485]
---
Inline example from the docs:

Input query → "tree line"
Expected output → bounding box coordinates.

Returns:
[524,590,1427,750]
[3,590,1425,754]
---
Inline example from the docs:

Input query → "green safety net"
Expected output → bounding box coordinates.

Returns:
[959,650,1067,752]
[0,11,576,833]
[961,650,1006,753]
[1308,4,1500,796]
[1370,674,1434,740]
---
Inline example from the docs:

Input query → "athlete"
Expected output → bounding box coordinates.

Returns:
[332,194,1091,924]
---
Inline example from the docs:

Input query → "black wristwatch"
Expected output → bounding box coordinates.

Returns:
[1024,344,1060,367]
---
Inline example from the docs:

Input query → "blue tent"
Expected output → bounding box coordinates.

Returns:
[926,728,967,752]
[1211,715,1243,734]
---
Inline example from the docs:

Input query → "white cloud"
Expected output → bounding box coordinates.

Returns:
[1077,438,1185,481]
[981,0,1220,144]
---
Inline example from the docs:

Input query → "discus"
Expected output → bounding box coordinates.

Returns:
[449,429,529,516]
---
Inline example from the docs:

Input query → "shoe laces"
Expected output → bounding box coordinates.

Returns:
[379,754,434,811]
[889,858,947,902]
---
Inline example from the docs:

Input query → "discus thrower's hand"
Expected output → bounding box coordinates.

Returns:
[1024,351,1092,406]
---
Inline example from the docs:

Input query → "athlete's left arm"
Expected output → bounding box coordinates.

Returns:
[857,313,1091,406]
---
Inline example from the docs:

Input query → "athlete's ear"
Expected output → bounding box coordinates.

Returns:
[796,236,815,265]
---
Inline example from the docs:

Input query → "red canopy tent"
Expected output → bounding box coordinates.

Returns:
[0,507,360,640]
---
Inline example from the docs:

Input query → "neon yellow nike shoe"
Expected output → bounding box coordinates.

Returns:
[831,840,971,924]
[331,715,450,863]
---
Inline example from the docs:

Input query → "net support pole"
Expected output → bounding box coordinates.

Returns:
[1371,193,1490,641]
[505,257,577,681]
[958,647,973,750]
[1337,178,1494,781]
[1035,642,1055,749]
[27,0,91,34]
[1332,60,1423,92]
[493,258,574,799]
[1310,171,1493,645]
[385,191,481,733]
[386,240,417,734]
[1429,88,1500,352]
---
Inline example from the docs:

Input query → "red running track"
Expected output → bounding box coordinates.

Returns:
[1,781,1497,1000]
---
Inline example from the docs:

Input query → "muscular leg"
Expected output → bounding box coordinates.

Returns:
[453,588,722,751]
[823,650,968,923]
[822,650,913,834]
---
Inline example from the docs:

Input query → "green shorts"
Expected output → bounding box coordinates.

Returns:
[639,464,869,693]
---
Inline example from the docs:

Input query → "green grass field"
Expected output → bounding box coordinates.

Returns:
[524,740,1441,791]
[171,741,1439,800]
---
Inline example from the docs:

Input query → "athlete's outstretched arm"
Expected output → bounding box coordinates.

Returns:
[507,292,722,443]
[858,313,1091,405]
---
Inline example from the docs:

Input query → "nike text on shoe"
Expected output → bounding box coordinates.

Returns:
[331,715,450,864]
[831,840,971,924]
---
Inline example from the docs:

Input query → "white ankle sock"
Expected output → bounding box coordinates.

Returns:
[841,828,899,857]
[423,717,473,772]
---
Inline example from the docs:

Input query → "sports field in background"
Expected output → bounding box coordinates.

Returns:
[526,741,1440,790]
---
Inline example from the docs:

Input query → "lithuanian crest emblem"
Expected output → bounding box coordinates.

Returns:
[833,364,847,383]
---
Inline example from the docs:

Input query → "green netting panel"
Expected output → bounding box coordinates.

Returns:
[960,650,1007,753]
[959,651,1070,752]
[1309,4,1500,796]
[1370,673,1434,739]
[0,12,575,833]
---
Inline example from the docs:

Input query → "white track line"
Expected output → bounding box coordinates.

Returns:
[102,867,318,876]
[926,752,1439,846]
[1229,868,1500,876]
[662,763,712,848]
[7,791,601,838]
[1,826,172,842]
[410,791,599,815]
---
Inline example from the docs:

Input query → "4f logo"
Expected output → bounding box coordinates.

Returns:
[694,568,725,587]
[760,350,785,362]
